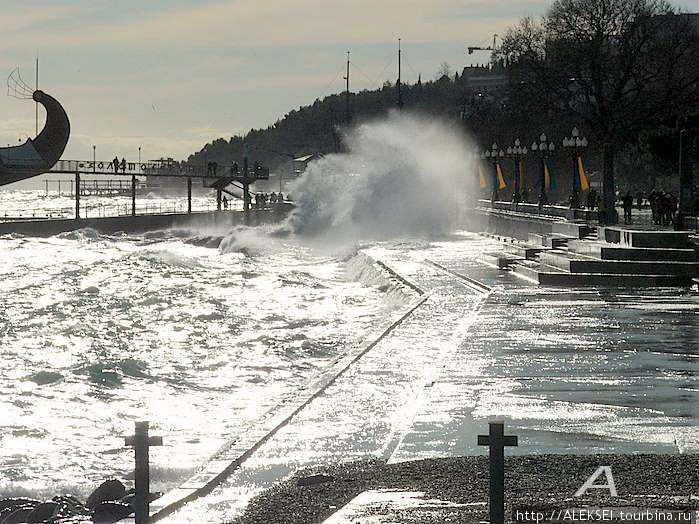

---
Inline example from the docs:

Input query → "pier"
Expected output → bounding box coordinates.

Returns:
[46,158,269,220]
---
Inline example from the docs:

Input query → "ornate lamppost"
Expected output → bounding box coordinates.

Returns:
[531,133,555,209]
[506,138,528,209]
[481,142,505,205]
[562,127,588,209]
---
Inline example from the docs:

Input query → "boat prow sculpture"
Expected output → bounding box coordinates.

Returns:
[0,90,70,186]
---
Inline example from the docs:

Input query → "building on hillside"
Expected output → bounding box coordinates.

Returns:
[293,154,316,177]
[460,64,507,98]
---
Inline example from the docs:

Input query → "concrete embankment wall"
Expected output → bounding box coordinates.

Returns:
[0,204,293,237]
[474,206,555,240]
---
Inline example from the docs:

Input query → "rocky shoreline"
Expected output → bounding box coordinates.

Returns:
[230,454,699,524]
[0,479,160,523]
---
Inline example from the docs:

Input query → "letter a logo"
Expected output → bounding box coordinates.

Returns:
[575,466,617,497]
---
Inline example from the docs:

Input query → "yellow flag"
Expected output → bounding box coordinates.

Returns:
[478,163,488,189]
[544,162,551,189]
[496,163,507,190]
[578,156,589,191]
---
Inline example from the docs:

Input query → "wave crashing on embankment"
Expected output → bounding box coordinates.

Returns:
[285,112,477,242]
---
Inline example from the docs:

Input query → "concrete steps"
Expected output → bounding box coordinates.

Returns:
[512,262,692,287]
[538,250,699,276]
[485,221,699,288]
[568,240,698,262]
[477,252,525,269]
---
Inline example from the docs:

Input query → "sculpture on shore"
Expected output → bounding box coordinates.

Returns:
[1,68,70,186]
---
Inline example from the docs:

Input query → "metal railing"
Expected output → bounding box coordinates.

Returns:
[0,201,224,221]
[50,159,208,176]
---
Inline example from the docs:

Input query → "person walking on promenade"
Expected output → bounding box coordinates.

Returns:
[622,191,634,224]
[120,157,126,173]
[113,156,119,175]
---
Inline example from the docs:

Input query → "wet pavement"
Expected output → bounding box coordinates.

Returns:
[163,232,699,523]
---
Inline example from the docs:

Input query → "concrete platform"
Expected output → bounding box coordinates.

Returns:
[538,250,699,276]
[552,221,595,239]
[501,242,549,260]
[600,227,694,249]
[512,262,692,287]
[478,252,525,269]
[568,240,698,262]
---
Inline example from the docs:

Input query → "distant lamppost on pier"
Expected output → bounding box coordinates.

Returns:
[531,133,555,208]
[92,145,96,173]
[138,146,142,167]
[562,127,588,209]
[506,138,527,208]
[481,142,505,204]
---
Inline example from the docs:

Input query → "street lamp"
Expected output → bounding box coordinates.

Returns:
[562,127,588,209]
[531,133,555,208]
[480,142,505,205]
[92,145,96,173]
[506,138,528,208]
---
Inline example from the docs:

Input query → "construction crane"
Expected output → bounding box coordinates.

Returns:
[468,34,498,55]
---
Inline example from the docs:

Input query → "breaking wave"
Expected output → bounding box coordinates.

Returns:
[285,111,477,243]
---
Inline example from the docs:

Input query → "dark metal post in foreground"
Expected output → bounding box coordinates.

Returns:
[125,421,163,524]
[75,172,80,219]
[676,130,695,230]
[187,177,192,214]
[478,422,518,524]
[131,175,137,216]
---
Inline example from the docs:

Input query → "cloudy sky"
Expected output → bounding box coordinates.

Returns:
[1,0,697,162]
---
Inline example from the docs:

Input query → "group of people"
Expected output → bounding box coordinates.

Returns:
[253,192,286,208]
[619,189,677,225]
[646,189,678,226]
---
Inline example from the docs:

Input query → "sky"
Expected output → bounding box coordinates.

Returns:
[1,0,697,163]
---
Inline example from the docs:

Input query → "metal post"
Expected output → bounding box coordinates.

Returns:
[676,130,695,230]
[491,161,499,204]
[125,421,162,524]
[572,151,580,198]
[513,158,520,208]
[75,172,80,219]
[478,422,518,524]
[216,189,222,211]
[602,143,618,224]
[538,157,547,209]
[131,175,136,216]
[243,155,251,224]
[187,177,192,214]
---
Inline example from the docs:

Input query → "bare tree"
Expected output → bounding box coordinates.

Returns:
[500,0,698,219]
[436,62,453,80]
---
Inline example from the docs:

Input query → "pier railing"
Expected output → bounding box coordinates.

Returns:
[50,159,208,177]
[1,200,227,221]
